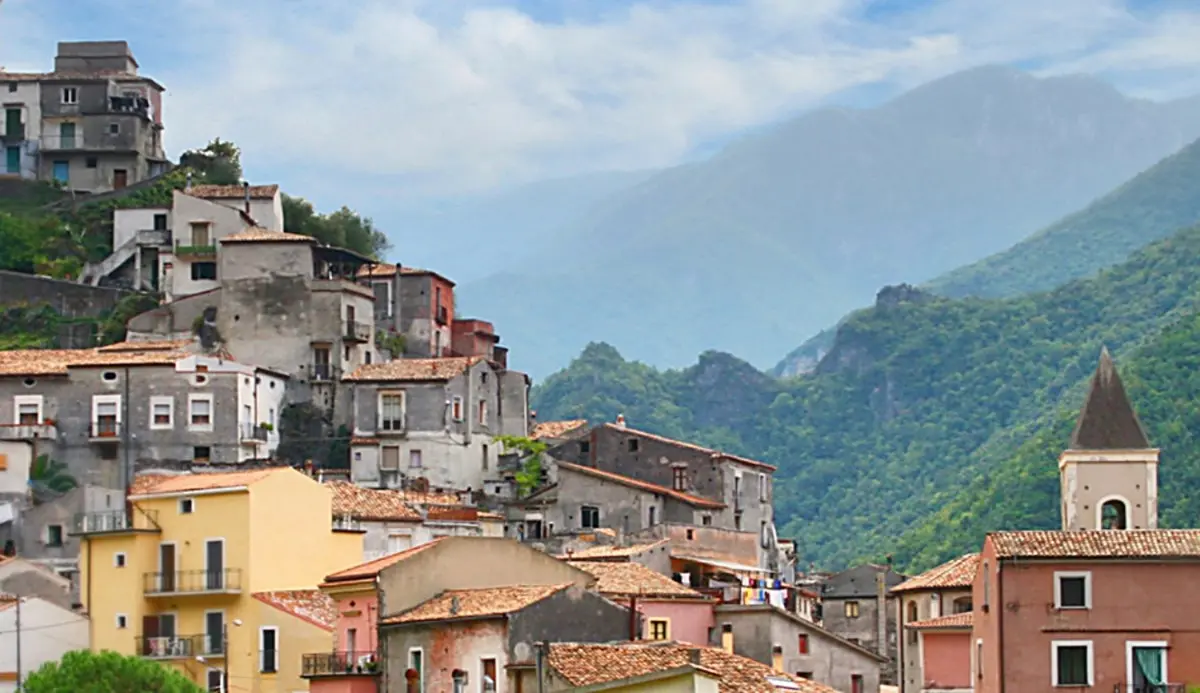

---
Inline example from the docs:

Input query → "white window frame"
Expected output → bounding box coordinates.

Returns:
[205,537,226,578]
[188,393,214,432]
[479,654,499,693]
[113,552,127,568]
[13,394,43,425]
[61,87,77,104]
[451,395,464,422]
[149,395,174,430]
[378,391,406,431]
[1054,571,1092,610]
[179,498,195,514]
[91,394,122,428]
[259,626,280,673]
[1125,640,1168,689]
[758,473,768,502]
[478,399,488,426]
[1051,640,1093,687]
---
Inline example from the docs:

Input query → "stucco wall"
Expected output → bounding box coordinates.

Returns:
[921,631,970,689]
[898,588,971,693]
[633,599,715,646]
[384,619,506,693]
[1060,452,1158,531]
[0,598,89,691]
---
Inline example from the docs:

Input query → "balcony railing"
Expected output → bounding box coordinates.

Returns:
[301,651,381,678]
[40,134,82,150]
[1,123,25,141]
[89,419,121,440]
[344,320,371,343]
[0,422,56,440]
[239,422,269,443]
[311,363,341,382]
[1113,685,1186,693]
[72,509,159,535]
[143,568,242,596]
[138,635,221,659]
[174,240,217,258]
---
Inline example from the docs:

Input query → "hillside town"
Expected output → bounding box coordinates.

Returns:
[1,39,1198,693]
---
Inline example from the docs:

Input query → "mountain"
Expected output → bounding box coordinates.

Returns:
[532,223,1200,570]
[928,129,1200,299]
[461,66,1200,378]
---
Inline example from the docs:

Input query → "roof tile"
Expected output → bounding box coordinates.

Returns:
[560,540,669,561]
[557,462,725,510]
[187,184,280,200]
[892,553,979,593]
[253,590,338,630]
[568,561,705,599]
[323,538,446,584]
[906,612,973,630]
[129,469,283,497]
[532,419,589,440]
[344,357,483,382]
[327,481,422,522]
[990,530,1200,558]
[220,228,314,244]
[380,584,569,625]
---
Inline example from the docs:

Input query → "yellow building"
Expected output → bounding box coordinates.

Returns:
[76,467,362,692]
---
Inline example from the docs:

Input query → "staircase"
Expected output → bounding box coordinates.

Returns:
[80,229,169,288]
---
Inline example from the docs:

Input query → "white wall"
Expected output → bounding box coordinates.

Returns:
[112,207,169,250]
[166,191,253,300]
[4,82,41,178]
[205,196,283,232]
[0,441,34,497]
[0,597,89,691]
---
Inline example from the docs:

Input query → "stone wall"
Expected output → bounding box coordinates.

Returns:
[0,270,132,319]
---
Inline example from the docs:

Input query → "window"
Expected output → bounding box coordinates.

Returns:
[1055,572,1091,609]
[93,396,120,436]
[259,627,279,673]
[381,446,400,471]
[953,596,973,613]
[452,396,463,421]
[380,392,405,431]
[648,506,656,527]
[116,614,127,629]
[760,521,769,548]
[189,395,213,430]
[845,601,860,619]
[481,657,497,693]
[179,498,195,514]
[14,395,42,425]
[628,438,639,452]
[1100,498,1128,530]
[206,669,223,692]
[481,443,489,471]
[478,399,487,425]
[150,396,173,429]
[190,221,211,246]
[86,156,98,168]
[114,552,127,568]
[193,446,211,463]
[153,213,168,231]
[61,87,77,104]
[759,473,768,501]
[6,83,15,93]
[103,371,118,381]
[46,524,64,547]
[580,440,591,454]
[798,634,809,654]
[851,674,864,693]
[672,466,687,491]
[906,601,919,644]
[796,672,813,680]
[409,649,424,692]
[1052,641,1092,686]
[109,123,120,134]
[648,618,670,640]
[191,262,217,280]
[409,449,423,468]
[580,505,600,529]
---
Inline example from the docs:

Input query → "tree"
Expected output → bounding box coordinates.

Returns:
[24,649,206,693]
[495,435,548,496]
[29,454,77,503]
[179,138,242,185]
[281,194,390,259]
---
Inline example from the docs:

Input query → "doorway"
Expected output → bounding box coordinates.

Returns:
[113,169,128,189]
[5,146,18,174]
[4,108,19,138]
[205,539,224,590]
[158,543,176,592]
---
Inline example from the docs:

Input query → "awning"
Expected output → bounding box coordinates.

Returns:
[673,554,770,574]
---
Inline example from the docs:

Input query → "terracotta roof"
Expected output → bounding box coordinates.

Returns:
[568,561,705,600]
[0,345,196,376]
[989,530,1200,559]
[253,590,338,631]
[556,462,725,510]
[1069,347,1151,450]
[602,423,776,471]
[398,266,456,285]
[350,437,381,445]
[892,553,980,593]
[187,184,280,200]
[532,419,589,440]
[380,584,570,625]
[560,540,670,560]
[344,357,483,382]
[327,481,422,522]
[322,538,446,584]
[907,612,973,630]
[478,511,504,521]
[548,643,835,692]
[97,339,194,352]
[129,469,283,497]
[358,263,398,278]
[220,228,315,244]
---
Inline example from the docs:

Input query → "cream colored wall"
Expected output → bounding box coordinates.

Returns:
[240,597,336,693]
[1060,450,1159,530]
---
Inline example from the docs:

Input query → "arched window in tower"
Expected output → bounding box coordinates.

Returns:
[1101,499,1128,530]
[906,601,918,644]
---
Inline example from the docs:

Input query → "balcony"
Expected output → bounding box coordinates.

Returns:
[71,509,159,536]
[89,419,121,441]
[138,635,218,660]
[436,306,449,326]
[174,240,217,258]
[1,123,25,142]
[0,422,56,441]
[239,422,269,444]
[344,320,371,343]
[143,568,242,597]
[301,651,380,678]
[310,363,341,382]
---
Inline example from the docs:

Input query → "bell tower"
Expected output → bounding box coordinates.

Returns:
[1059,347,1159,531]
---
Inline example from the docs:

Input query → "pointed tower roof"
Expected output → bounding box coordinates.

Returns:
[1068,347,1150,450]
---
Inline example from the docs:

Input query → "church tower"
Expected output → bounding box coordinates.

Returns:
[1059,347,1159,531]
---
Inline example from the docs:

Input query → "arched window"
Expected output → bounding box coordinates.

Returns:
[953,596,973,614]
[1101,499,1128,530]
[906,601,919,644]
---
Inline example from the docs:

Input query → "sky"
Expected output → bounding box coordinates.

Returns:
[4,0,1200,216]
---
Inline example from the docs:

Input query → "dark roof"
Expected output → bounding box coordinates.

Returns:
[1068,347,1150,450]
[820,564,907,599]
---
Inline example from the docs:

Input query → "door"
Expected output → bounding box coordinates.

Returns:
[52,160,69,183]
[58,122,75,148]
[313,347,331,380]
[113,169,128,189]
[141,615,160,656]
[4,108,19,137]
[5,146,18,174]
[205,539,224,590]
[159,543,176,592]
[205,611,224,655]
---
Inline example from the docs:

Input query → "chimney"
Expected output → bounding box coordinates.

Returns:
[771,645,784,672]
[720,624,733,654]
[615,413,626,429]
[243,181,251,214]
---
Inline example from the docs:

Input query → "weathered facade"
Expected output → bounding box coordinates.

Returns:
[819,563,906,684]
[396,268,456,358]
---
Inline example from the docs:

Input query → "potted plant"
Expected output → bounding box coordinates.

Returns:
[364,659,379,674]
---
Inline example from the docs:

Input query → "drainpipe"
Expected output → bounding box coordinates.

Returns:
[242,181,250,215]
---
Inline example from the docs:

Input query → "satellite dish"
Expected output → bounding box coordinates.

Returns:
[513,642,532,662]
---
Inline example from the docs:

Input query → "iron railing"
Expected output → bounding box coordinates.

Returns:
[138,635,201,659]
[344,320,371,342]
[72,509,159,535]
[174,240,217,257]
[239,423,269,442]
[89,419,121,439]
[311,363,340,382]
[143,568,242,595]
[0,423,56,440]
[301,651,381,677]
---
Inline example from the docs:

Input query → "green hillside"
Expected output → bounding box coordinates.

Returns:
[532,224,1200,570]
[928,135,1200,299]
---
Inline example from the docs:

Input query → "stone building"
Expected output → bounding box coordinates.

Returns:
[819,563,907,684]
[1,41,168,192]
[346,356,529,492]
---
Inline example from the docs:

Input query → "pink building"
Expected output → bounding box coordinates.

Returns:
[567,560,715,644]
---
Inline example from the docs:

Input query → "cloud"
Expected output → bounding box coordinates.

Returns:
[7,0,1200,201]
